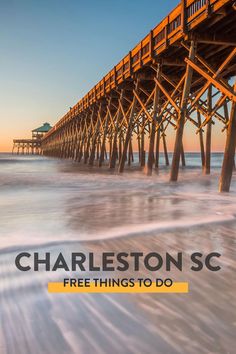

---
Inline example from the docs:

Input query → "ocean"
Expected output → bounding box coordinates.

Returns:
[0,152,235,354]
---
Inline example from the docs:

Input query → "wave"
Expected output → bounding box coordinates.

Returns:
[0,212,235,255]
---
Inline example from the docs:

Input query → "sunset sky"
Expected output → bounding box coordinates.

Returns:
[0,0,227,152]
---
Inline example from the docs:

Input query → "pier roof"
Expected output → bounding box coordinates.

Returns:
[32,123,52,133]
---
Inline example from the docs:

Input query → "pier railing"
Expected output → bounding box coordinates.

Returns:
[48,0,230,132]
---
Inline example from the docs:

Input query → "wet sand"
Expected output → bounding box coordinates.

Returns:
[0,154,236,353]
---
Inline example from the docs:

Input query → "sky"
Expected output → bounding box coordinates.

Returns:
[0,0,226,152]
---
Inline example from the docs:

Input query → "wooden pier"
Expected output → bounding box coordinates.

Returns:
[13,123,52,155]
[42,0,236,192]
[12,139,42,155]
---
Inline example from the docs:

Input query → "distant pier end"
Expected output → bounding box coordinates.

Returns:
[12,123,52,155]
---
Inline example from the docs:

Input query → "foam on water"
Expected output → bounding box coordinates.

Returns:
[0,153,236,354]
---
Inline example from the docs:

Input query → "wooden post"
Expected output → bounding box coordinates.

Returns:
[181,0,187,35]
[99,101,110,167]
[223,102,235,170]
[77,131,85,162]
[89,105,102,166]
[110,133,118,168]
[109,137,113,161]
[137,129,141,163]
[197,111,205,168]
[128,139,132,166]
[118,134,122,162]
[104,145,107,160]
[140,115,146,167]
[84,110,95,164]
[121,135,125,161]
[110,91,124,169]
[204,85,212,174]
[62,134,67,158]
[131,141,134,162]
[219,81,236,192]
[119,80,139,173]
[65,126,71,159]
[224,102,229,122]
[96,141,100,160]
[99,137,106,166]
[84,133,91,164]
[155,129,160,168]
[147,64,161,175]
[162,132,169,166]
[181,142,186,167]
[76,135,83,162]
[206,0,211,16]
[142,150,146,166]
[170,41,196,181]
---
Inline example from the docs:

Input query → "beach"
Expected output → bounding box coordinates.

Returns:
[0,153,236,354]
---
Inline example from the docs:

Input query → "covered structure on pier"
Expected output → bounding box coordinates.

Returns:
[12,123,52,155]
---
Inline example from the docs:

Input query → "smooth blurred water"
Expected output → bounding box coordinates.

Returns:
[0,152,235,248]
[0,153,236,354]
